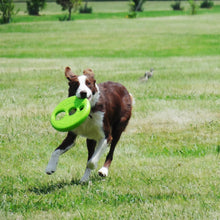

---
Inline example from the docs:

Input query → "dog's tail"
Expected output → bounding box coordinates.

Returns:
[129,93,135,106]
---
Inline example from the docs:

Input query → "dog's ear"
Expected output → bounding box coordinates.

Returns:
[83,68,95,78]
[65,67,76,81]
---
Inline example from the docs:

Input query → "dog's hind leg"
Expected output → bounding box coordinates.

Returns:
[98,118,130,177]
[45,132,77,175]
[98,135,119,177]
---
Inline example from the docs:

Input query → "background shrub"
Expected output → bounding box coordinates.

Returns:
[128,0,137,18]
[171,0,184,10]
[200,0,214,8]
[26,0,46,16]
[0,0,14,24]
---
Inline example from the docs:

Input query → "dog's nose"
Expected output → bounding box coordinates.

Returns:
[80,91,87,99]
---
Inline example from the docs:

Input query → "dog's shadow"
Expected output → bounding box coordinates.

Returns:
[28,176,102,195]
[28,178,79,195]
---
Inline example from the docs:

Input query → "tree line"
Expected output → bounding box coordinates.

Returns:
[0,0,215,24]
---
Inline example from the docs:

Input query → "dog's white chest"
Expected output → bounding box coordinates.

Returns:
[72,111,105,141]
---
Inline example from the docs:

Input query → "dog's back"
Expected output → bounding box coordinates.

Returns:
[94,81,132,132]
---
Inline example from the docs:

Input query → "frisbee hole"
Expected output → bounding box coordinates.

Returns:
[56,111,66,121]
[69,107,76,115]
[79,106,84,111]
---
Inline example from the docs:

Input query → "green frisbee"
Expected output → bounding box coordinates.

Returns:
[51,96,91,132]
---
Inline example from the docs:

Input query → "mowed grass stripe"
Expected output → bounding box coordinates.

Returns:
[0,2,220,219]
[1,14,220,58]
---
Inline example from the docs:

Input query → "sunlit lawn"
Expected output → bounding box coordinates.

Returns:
[0,1,220,219]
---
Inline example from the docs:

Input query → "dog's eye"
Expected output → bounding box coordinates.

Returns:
[86,81,91,86]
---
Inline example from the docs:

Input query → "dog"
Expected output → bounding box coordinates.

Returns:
[45,67,133,182]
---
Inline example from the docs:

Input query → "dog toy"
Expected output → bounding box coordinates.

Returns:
[51,96,91,132]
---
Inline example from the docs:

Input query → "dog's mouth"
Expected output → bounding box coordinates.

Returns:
[87,95,92,101]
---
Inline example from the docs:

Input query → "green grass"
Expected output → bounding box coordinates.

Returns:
[1,1,220,219]
[1,14,220,58]
[9,1,220,23]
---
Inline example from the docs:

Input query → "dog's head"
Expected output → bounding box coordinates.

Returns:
[65,67,99,107]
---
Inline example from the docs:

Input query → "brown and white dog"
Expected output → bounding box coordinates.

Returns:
[45,67,133,182]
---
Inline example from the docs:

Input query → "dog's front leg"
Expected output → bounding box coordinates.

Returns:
[80,138,108,183]
[45,132,77,175]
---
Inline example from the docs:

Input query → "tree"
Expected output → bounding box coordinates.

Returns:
[188,0,197,15]
[0,0,14,24]
[132,0,146,12]
[56,0,81,21]
[26,0,46,16]
[128,0,146,18]
[79,0,92,14]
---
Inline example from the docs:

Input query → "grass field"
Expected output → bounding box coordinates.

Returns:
[0,1,220,219]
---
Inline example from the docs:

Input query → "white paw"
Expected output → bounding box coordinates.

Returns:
[45,158,58,175]
[45,163,56,175]
[98,167,108,177]
[45,160,58,174]
[45,151,60,175]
